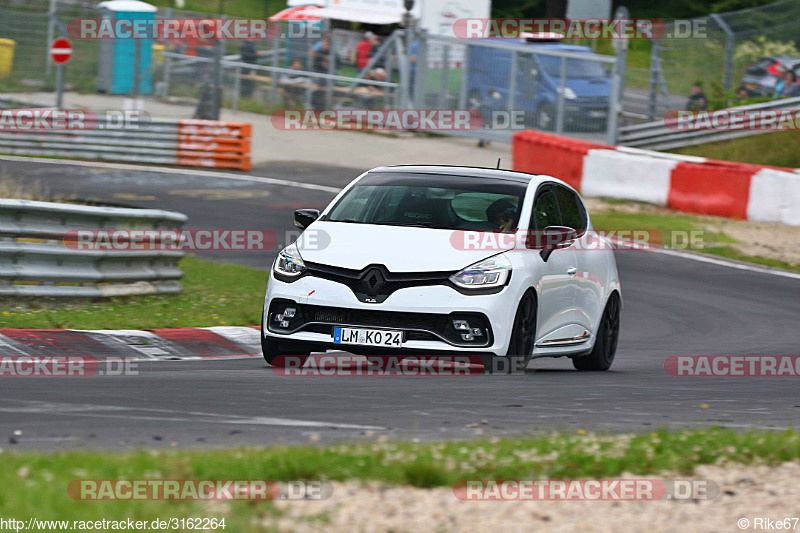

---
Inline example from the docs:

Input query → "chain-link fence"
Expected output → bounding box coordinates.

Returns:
[413,33,620,143]
[631,0,800,122]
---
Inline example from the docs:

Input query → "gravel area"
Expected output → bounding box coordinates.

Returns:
[268,462,800,532]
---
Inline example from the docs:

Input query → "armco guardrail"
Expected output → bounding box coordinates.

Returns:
[0,199,188,298]
[0,116,252,171]
[618,96,800,150]
[513,130,800,226]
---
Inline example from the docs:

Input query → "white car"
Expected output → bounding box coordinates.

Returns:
[262,165,621,373]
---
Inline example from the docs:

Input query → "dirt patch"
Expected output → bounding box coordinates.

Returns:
[268,462,800,532]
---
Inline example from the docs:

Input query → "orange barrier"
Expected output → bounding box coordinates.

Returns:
[175,119,252,171]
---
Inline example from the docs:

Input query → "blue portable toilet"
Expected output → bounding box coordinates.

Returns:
[96,0,157,95]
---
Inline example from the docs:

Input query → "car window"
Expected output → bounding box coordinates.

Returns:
[531,186,561,230]
[554,185,586,231]
[450,192,519,222]
[325,174,526,230]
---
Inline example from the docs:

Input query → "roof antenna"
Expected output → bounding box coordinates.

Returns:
[496,158,501,169]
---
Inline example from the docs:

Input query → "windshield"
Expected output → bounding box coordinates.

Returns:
[325,173,526,230]
[537,55,608,79]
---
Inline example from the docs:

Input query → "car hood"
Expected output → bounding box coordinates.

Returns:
[297,221,499,272]
[566,77,611,98]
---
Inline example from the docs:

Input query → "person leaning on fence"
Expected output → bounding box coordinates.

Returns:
[281,61,311,108]
[686,83,707,110]
[239,40,258,98]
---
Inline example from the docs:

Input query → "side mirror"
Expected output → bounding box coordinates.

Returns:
[294,209,320,229]
[536,226,577,262]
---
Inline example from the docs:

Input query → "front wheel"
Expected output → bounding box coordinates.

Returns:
[572,293,620,371]
[484,291,537,374]
[261,313,309,368]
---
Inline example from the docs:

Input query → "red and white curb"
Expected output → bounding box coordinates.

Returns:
[0,326,263,362]
[513,130,800,225]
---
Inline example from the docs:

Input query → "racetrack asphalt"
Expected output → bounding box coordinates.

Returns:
[0,157,798,450]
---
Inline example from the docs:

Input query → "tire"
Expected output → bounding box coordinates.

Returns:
[261,313,309,368]
[484,291,537,374]
[572,293,620,371]
[535,103,555,131]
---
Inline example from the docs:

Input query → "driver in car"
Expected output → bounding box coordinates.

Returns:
[486,198,517,232]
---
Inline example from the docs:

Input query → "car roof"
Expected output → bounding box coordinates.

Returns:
[368,165,566,187]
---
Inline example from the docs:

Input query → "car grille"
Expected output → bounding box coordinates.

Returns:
[304,262,452,303]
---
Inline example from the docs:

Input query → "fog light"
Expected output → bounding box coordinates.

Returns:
[461,333,474,341]
[274,314,283,322]
[453,320,470,331]
[280,320,290,328]
[284,307,296,318]
[471,328,483,337]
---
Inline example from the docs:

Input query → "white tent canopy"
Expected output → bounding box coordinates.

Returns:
[285,0,421,25]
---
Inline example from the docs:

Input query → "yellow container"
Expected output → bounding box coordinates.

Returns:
[0,38,15,78]
[152,43,165,64]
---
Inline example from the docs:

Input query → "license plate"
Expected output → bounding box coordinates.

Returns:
[333,327,403,347]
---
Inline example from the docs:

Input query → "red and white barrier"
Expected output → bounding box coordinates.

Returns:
[512,131,800,226]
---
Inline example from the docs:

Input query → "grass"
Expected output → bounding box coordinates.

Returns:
[0,256,267,329]
[669,130,800,168]
[590,208,800,273]
[0,428,798,527]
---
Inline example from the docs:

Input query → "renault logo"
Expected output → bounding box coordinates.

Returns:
[360,268,385,296]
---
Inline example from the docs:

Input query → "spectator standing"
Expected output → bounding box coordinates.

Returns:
[357,31,375,69]
[686,83,707,110]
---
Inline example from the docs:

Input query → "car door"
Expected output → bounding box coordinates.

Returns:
[553,184,603,333]
[528,184,579,343]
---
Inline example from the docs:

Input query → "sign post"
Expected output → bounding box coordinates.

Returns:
[50,37,73,109]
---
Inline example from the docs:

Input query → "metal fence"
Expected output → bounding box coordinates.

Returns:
[631,0,800,123]
[618,95,800,150]
[412,33,620,144]
[0,199,186,298]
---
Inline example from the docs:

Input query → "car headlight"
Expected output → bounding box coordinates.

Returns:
[559,87,577,100]
[274,242,306,278]
[450,254,511,289]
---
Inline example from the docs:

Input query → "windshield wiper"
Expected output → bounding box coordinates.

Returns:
[378,221,452,229]
[330,218,363,224]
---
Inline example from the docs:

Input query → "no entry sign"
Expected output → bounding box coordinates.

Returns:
[50,38,73,65]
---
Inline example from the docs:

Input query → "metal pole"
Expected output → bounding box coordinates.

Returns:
[607,56,621,145]
[438,45,449,109]
[55,64,64,108]
[648,40,659,122]
[232,67,241,111]
[46,0,56,76]
[326,30,337,109]
[163,53,172,96]
[555,55,566,135]
[133,40,141,98]
[414,29,427,108]
[508,50,517,124]
[710,14,734,91]
[271,27,280,102]
[212,40,223,119]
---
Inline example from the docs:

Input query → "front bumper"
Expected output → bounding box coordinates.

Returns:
[263,271,519,356]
